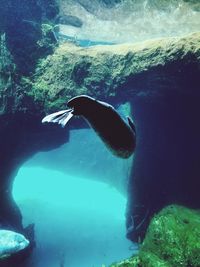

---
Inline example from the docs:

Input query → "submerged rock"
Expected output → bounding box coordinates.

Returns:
[139,205,200,266]
[77,0,121,13]
[58,0,200,43]
[111,205,200,267]
[110,256,140,267]
[2,0,59,75]
[58,15,83,27]
[30,32,200,112]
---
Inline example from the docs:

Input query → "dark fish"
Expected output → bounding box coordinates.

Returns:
[42,95,136,158]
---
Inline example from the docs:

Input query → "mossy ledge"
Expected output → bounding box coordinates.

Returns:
[111,205,200,267]
[29,32,200,113]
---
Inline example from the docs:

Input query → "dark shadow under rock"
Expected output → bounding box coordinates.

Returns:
[126,89,200,242]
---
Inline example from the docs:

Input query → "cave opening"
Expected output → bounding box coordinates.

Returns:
[12,128,136,267]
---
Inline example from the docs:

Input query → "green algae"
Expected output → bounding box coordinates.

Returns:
[141,205,200,267]
[110,256,140,267]
[37,23,58,58]
[0,34,18,114]
[28,32,200,113]
[1,31,199,114]
[110,205,200,267]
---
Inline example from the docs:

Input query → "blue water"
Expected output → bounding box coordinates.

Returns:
[13,129,136,267]
[58,33,116,47]
[23,128,133,193]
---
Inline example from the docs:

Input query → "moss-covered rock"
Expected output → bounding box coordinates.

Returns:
[37,24,58,59]
[111,205,200,267]
[110,256,140,267]
[0,34,18,115]
[139,205,200,267]
[3,0,59,75]
[29,32,200,113]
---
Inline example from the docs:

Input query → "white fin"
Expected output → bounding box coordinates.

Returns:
[42,109,73,127]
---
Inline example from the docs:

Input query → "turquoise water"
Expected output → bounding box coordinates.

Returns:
[22,128,132,193]
[13,129,136,267]
[58,33,116,47]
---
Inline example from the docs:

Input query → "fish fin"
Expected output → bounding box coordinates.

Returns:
[127,116,136,134]
[42,109,73,127]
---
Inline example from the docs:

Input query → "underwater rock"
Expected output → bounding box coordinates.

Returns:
[30,32,200,112]
[58,0,122,24]
[4,0,42,75]
[101,0,121,7]
[77,0,121,13]
[58,0,200,43]
[2,0,59,75]
[58,15,83,27]
[37,24,58,56]
[39,0,59,21]
[111,205,200,267]
[138,205,200,266]
[110,256,140,267]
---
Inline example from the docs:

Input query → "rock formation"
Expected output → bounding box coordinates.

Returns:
[26,32,200,243]
[58,0,200,44]
[0,3,200,261]
[57,15,83,27]
[1,0,59,75]
[111,205,200,266]
[0,1,200,266]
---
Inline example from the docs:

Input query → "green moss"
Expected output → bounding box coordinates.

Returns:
[22,32,200,114]
[110,255,140,267]
[139,252,170,267]
[37,23,57,57]
[0,34,19,114]
[140,205,200,266]
[111,205,200,267]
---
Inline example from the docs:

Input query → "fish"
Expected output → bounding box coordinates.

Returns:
[0,230,29,259]
[42,95,136,158]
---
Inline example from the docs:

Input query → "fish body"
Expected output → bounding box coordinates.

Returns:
[42,95,136,158]
[0,230,29,258]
